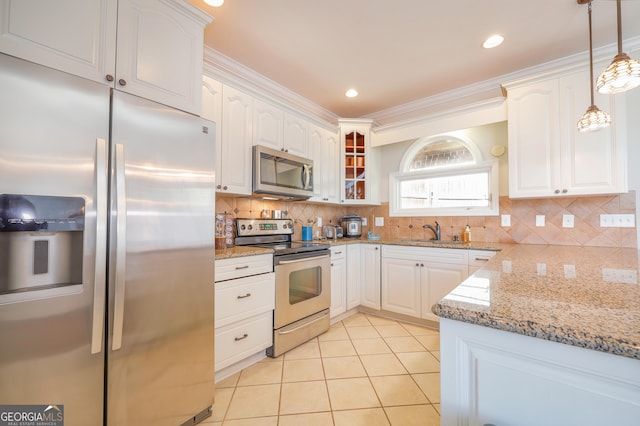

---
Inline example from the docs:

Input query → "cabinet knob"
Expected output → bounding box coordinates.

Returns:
[223,185,228,190]
[216,185,222,189]
[375,247,378,250]
[420,263,424,267]
[118,79,127,86]
[554,189,561,194]
[331,263,334,266]
[416,263,420,267]
[562,189,568,193]
[105,74,114,82]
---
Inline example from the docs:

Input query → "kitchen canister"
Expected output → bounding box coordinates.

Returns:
[302,226,313,241]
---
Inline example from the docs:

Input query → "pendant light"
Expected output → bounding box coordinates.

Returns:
[578,1,611,132]
[596,0,640,94]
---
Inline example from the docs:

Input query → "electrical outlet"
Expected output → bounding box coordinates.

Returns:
[375,217,384,226]
[361,217,368,226]
[536,263,547,276]
[536,215,545,227]
[562,214,574,228]
[317,217,322,228]
[602,268,638,284]
[600,214,637,228]
[501,214,511,227]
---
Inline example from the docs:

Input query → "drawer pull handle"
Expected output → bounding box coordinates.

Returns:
[235,265,250,270]
[234,334,248,341]
[475,257,490,262]
[334,251,343,255]
[237,293,251,299]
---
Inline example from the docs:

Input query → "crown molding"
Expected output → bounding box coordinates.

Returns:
[203,47,339,130]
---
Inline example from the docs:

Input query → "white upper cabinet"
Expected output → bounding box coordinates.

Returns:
[309,125,340,203]
[0,0,211,114]
[506,68,627,198]
[253,99,309,158]
[220,85,253,195]
[283,112,309,158]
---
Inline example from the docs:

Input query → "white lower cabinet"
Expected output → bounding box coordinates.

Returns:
[468,249,498,274]
[381,245,468,321]
[345,244,362,309]
[360,244,381,310]
[440,318,640,426]
[214,255,274,372]
[330,247,347,318]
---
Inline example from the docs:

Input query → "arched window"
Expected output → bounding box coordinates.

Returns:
[389,134,499,216]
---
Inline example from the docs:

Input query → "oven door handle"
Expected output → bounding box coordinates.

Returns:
[276,311,330,335]
[276,254,330,265]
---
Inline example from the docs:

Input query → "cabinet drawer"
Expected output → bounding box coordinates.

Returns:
[215,254,273,282]
[215,273,275,327]
[331,246,346,259]
[215,311,273,371]
[383,245,468,264]
[468,250,497,267]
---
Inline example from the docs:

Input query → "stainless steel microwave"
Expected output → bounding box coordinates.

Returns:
[253,145,314,200]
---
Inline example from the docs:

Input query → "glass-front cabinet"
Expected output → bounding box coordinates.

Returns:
[339,119,376,204]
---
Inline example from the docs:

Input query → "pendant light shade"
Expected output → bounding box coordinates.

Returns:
[596,0,640,94]
[578,1,610,133]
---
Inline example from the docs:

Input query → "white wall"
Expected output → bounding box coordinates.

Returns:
[376,121,508,202]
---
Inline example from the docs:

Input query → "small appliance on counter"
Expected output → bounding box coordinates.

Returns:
[322,224,343,240]
[340,214,362,238]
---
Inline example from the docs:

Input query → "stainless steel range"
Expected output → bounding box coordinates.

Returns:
[235,218,331,357]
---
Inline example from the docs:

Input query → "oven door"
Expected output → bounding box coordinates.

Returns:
[274,251,330,329]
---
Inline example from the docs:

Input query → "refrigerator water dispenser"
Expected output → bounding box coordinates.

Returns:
[0,194,84,294]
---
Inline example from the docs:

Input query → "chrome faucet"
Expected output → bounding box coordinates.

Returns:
[423,221,441,241]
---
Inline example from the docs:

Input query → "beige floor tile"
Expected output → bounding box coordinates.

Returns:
[284,338,321,360]
[318,324,350,341]
[400,323,439,336]
[279,380,331,415]
[396,352,440,374]
[383,336,426,353]
[319,339,357,357]
[225,384,280,420]
[346,325,381,339]
[282,358,325,382]
[333,408,390,426]
[359,353,407,376]
[365,315,400,326]
[415,334,440,351]
[326,377,381,410]
[434,403,440,414]
[342,313,372,327]
[222,417,278,426]
[322,355,366,379]
[370,375,428,406]
[216,372,240,388]
[278,411,334,426]
[236,360,283,386]
[412,373,440,403]
[384,404,440,426]
[374,324,411,337]
[352,337,392,355]
[212,387,234,422]
[431,351,440,361]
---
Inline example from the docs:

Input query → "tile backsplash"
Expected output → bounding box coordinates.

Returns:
[217,190,637,248]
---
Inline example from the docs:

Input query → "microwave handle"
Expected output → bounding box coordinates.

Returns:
[302,164,312,189]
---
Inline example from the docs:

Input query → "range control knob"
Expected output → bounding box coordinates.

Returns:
[240,225,246,230]
[248,225,253,230]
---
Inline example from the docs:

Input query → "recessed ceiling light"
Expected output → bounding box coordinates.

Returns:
[345,89,358,98]
[204,0,224,7]
[483,34,504,49]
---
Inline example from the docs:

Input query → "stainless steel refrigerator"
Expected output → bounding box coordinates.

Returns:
[0,53,215,425]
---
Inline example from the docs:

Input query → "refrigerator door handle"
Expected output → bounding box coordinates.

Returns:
[91,138,108,354]
[112,144,127,351]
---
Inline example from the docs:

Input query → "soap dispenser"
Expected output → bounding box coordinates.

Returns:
[462,225,471,243]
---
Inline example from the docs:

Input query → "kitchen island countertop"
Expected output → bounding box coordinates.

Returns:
[432,244,640,360]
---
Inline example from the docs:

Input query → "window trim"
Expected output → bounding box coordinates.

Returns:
[389,160,500,217]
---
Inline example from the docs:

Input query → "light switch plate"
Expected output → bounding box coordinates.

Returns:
[361,217,368,226]
[375,217,384,226]
[600,214,636,228]
[317,217,322,228]
[536,215,545,227]
[501,214,511,227]
[562,214,574,228]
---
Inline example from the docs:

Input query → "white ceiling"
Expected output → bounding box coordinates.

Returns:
[190,0,640,119]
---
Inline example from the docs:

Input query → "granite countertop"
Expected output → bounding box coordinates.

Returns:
[298,237,509,252]
[215,245,274,260]
[432,244,640,360]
